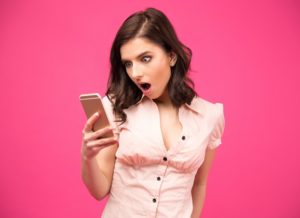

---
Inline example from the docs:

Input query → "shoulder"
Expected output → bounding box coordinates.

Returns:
[102,95,117,110]
[102,95,122,128]
[189,96,224,120]
[101,95,116,117]
[102,95,113,105]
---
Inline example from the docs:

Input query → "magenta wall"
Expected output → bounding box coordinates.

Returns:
[1,0,299,217]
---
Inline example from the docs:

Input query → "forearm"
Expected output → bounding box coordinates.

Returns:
[81,157,110,200]
[191,184,207,218]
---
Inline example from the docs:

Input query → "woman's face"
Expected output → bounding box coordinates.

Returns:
[120,37,176,101]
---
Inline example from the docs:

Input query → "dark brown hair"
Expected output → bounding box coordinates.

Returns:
[105,7,197,124]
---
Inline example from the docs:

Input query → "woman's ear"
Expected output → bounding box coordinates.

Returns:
[169,52,177,67]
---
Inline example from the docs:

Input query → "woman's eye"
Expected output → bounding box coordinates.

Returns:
[124,62,132,68]
[142,56,151,62]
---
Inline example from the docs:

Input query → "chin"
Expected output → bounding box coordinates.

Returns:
[152,93,164,101]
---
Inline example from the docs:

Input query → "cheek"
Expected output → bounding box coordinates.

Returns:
[152,61,170,78]
[159,65,171,81]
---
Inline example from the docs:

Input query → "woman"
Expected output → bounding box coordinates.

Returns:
[81,8,225,218]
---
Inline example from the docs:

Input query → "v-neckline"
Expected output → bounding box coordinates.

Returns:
[153,102,183,153]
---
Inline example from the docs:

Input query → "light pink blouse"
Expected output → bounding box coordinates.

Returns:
[101,95,225,218]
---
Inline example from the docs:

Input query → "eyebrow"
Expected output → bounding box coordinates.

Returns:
[121,51,151,62]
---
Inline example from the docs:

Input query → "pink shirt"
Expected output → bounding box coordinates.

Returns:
[101,95,225,218]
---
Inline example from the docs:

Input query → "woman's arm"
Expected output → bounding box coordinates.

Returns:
[191,148,216,218]
[81,143,118,200]
[81,112,119,201]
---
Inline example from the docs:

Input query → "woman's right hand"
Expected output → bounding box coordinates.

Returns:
[81,111,118,161]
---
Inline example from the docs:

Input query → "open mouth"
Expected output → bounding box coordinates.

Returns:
[140,83,151,91]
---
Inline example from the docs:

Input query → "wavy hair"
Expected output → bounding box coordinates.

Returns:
[105,8,197,124]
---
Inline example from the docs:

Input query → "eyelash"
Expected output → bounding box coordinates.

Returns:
[123,56,152,68]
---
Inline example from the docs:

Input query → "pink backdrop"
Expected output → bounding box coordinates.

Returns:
[1,0,299,217]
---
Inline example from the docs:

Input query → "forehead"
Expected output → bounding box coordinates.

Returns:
[120,37,165,60]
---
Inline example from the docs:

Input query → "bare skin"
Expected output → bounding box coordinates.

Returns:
[154,90,183,151]
[81,111,118,200]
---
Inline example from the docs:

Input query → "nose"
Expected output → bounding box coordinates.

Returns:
[131,63,143,80]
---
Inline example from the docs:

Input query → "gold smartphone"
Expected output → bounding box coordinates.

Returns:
[79,93,114,138]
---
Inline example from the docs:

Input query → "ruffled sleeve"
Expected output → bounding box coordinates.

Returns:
[208,103,225,149]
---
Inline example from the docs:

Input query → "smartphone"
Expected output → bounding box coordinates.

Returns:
[79,93,114,138]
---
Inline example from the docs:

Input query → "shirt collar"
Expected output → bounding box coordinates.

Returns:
[184,97,203,115]
[135,94,146,105]
[134,94,203,115]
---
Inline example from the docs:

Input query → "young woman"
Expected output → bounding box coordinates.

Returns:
[81,8,225,218]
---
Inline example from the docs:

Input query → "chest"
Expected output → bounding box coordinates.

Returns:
[117,102,210,172]
[157,106,183,151]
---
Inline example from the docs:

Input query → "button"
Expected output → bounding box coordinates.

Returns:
[157,176,161,181]
[152,198,157,203]
[182,135,186,140]
[163,156,168,161]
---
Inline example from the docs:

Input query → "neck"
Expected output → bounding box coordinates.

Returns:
[154,90,173,107]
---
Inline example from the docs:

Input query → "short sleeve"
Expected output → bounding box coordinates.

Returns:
[102,95,120,138]
[207,103,225,149]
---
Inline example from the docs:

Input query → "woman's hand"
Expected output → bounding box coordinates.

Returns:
[81,111,118,161]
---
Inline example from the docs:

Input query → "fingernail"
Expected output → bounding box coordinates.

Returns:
[95,112,99,116]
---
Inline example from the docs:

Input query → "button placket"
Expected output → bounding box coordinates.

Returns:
[152,162,168,208]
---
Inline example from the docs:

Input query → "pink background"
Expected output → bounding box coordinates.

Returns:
[1,0,299,217]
